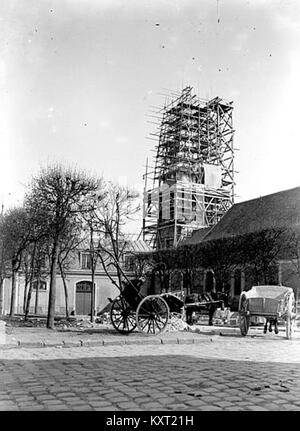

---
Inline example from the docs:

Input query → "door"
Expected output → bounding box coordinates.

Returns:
[76,281,92,315]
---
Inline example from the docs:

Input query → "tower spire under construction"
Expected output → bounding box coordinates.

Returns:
[142,86,235,249]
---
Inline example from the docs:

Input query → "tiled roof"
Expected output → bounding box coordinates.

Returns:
[201,186,300,243]
[125,240,153,253]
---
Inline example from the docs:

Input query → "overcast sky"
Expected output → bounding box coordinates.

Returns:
[1,0,300,232]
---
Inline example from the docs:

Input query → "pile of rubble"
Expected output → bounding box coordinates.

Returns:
[55,315,111,331]
[165,312,191,332]
[3,316,47,328]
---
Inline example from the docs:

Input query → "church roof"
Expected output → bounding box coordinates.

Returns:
[201,186,300,243]
[179,227,211,246]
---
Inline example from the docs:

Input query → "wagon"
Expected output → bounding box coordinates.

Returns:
[109,279,184,335]
[238,285,297,339]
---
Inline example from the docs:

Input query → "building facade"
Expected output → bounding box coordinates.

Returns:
[2,240,152,316]
[2,250,120,316]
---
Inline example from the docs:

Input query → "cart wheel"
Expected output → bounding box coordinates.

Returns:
[286,292,296,340]
[110,297,137,334]
[239,314,250,336]
[286,314,294,340]
[239,293,249,336]
[136,295,169,335]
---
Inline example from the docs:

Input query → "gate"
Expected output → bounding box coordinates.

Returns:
[76,281,92,315]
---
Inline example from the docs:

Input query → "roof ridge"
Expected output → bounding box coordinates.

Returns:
[234,186,300,206]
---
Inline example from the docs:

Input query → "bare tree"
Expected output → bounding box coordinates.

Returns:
[25,164,99,329]
[23,240,49,319]
[23,241,38,318]
[1,207,33,316]
[20,249,33,314]
[57,221,83,319]
[0,214,10,315]
[88,182,140,293]
[79,184,106,322]
[82,222,101,322]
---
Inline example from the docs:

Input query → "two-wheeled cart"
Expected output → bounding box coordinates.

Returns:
[109,280,184,335]
[238,285,297,339]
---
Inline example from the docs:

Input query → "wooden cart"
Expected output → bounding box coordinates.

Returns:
[238,285,297,339]
[109,280,184,335]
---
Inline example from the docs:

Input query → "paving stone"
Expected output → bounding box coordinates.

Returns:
[203,387,220,393]
[225,396,241,402]
[116,401,141,409]
[268,398,286,404]
[140,402,165,409]
[224,406,245,411]
[186,399,206,407]
[1,336,300,411]
[167,403,190,410]
[204,405,223,411]
[215,401,235,408]
[107,397,130,403]
[88,400,112,407]
[279,404,296,410]
[155,396,177,405]
[198,395,218,403]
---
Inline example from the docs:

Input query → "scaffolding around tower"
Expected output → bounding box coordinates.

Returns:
[142,86,235,249]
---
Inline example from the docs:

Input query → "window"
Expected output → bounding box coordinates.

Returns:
[81,253,92,270]
[124,255,135,272]
[76,281,93,292]
[33,280,47,291]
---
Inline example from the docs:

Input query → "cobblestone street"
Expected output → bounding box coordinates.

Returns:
[1,335,300,411]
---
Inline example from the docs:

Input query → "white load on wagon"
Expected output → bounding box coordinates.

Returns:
[238,285,296,339]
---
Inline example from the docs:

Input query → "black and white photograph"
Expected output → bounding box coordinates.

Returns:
[0,0,300,418]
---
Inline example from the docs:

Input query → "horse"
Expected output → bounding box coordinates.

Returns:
[185,291,229,326]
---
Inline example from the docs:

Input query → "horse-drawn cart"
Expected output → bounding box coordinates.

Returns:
[238,285,297,339]
[109,278,227,335]
[110,280,184,335]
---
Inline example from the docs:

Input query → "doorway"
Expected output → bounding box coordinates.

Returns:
[76,281,92,315]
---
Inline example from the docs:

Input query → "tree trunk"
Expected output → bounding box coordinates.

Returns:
[34,277,40,315]
[23,280,29,313]
[9,261,18,317]
[25,280,34,320]
[47,241,59,329]
[0,278,4,315]
[59,261,69,319]
[25,244,37,319]
[116,265,123,292]
[90,266,95,323]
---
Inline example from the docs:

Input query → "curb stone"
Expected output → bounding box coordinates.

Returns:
[159,338,178,345]
[79,340,104,347]
[62,340,83,348]
[124,338,162,345]
[0,334,214,350]
[17,341,46,348]
[102,339,126,346]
